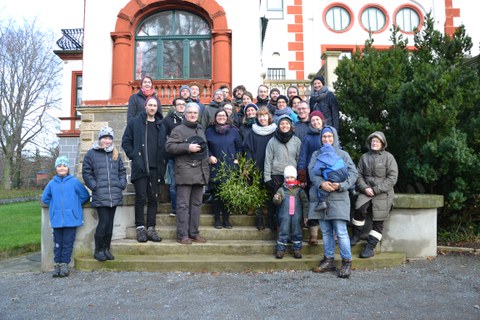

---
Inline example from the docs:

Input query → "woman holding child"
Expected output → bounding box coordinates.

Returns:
[308,126,357,278]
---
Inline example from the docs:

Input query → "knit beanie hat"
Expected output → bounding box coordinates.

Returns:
[277,114,293,124]
[55,156,70,168]
[321,127,333,135]
[180,85,191,95]
[270,88,280,95]
[284,165,297,178]
[313,76,325,85]
[98,126,114,140]
[244,103,259,112]
[309,110,326,122]
[277,95,289,104]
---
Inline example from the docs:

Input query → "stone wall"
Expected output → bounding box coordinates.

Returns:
[58,137,80,175]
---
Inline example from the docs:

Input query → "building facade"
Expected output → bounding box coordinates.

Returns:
[53,0,477,175]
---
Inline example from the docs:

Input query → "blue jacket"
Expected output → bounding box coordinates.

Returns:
[297,127,322,171]
[41,174,90,228]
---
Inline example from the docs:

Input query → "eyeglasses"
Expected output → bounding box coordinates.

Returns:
[186,111,198,114]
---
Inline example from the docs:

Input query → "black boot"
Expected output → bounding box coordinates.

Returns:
[338,259,352,278]
[360,235,380,258]
[94,238,107,262]
[223,211,232,229]
[256,209,265,230]
[104,236,114,260]
[350,226,363,246]
[212,198,222,229]
[312,256,336,273]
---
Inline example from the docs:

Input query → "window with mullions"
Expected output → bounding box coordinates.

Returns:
[395,7,420,33]
[135,10,212,80]
[361,7,387,33]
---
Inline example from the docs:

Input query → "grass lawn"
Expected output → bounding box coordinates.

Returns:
[0,201,41,259]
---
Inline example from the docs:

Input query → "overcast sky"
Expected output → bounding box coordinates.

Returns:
[0,0,84,46]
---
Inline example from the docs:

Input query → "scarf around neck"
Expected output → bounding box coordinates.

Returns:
[275,128,294,144]
[252,122,277,136]
[214,124,230,135]
[141,87,154,97]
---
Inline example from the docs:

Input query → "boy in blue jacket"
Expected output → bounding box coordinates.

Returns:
[42,156,90,277]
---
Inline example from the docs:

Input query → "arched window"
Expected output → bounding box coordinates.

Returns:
[134,10,212,80]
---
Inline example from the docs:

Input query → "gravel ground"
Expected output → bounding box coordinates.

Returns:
[0,253,479,320]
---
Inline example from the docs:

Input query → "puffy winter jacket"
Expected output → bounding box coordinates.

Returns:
[82,146,127,207]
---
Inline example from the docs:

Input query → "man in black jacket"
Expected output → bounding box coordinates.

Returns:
[122,97,164,243]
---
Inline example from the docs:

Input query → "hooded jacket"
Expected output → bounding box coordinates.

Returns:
[307,126,358,221]
[355,131,398,220]
[41,174,90,228]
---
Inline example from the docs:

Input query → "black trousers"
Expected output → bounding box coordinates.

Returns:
[95,206,117,249]
[133,168,158,228]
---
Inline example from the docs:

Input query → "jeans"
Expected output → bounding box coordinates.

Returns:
[167,160,177,213]
[176,184,203,239]
[319,219,352,260]
[95,206,117,249]
[277,209,303,252]
[53,227,77,264]
[133,168,158,228]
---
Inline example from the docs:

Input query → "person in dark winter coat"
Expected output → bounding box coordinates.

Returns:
[309,126,357,278]
[82,126,127,262]
[165,102,210,244]
[160,97,186,217]
[255,84,270,108]
[42,156,90,277]
[201,89,225,129]
[232,84,246,110]
[297,110,325,245]
[293,100,311,142]
[272,95,299,124]
[273,166,309,260]
[352,131,398,258]
[205,109,242,229]
[122,97,164,243]
[127,75,162,123]
[244,107,277,230]
[189,82,206,119]
[309,76,340,133]
[238,103,258,145]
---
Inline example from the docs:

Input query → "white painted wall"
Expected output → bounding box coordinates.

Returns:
[82,1,124,101]
[453,0,480,56]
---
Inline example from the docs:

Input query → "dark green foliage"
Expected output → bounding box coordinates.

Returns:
[335,13,480,226]
[213,155,269,214]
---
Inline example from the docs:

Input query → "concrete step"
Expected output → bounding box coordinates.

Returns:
[111,239,370,256]
[74,251,406,273]
[155,213,256,226]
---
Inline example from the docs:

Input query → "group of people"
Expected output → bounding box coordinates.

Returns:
[41,74,398,279]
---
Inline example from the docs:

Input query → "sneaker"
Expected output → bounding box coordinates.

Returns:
[52,263,61,278]
[59,263,70,277]
[275,251,284,259]
[136,227,148,243]
[214,221,223,229]
[223,221,232,229]
[293,250,302,259]
[315,201,327,211]
[147,227,162,242]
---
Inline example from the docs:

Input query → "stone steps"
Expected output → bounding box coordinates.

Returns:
[74,207,406,272]
[75,252,406,273]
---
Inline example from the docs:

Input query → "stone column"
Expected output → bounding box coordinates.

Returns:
[211,29,232,90]
[111,32,133,103]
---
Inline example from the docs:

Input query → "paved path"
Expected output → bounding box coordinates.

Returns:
[0,252,479,320]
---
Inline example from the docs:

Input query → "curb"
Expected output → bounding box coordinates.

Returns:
[437,246,479,254]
